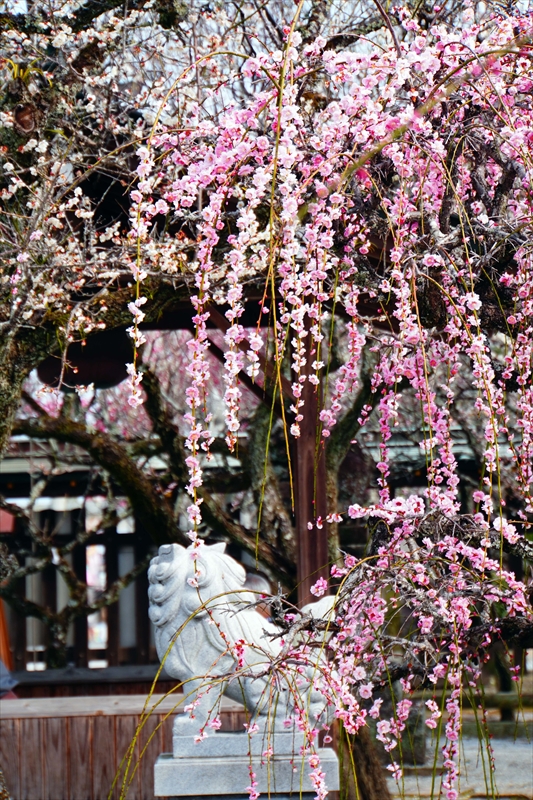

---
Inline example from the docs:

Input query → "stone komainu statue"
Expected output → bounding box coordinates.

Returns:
[148,542,333,746]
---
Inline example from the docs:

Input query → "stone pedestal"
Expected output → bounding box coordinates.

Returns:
[158,796,317,800]
[148,542,339,799]
[154,732,339,798]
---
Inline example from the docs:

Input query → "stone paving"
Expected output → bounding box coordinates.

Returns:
[387,738,533,799]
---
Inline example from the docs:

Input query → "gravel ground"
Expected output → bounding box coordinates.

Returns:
[387,738,533,799]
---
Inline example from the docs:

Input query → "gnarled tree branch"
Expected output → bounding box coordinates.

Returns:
[12,414,182,547]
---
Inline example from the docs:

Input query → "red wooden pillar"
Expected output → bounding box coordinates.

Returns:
[292,332,329,607]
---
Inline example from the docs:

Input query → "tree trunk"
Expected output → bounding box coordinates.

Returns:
[337,724,393,800]
[325,463,341,566]
[247,402,296,564]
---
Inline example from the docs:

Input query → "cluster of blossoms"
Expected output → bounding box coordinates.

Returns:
[131,8,533,524]
[308,508,531,798]
[126,10,533,797]
[1,0,238,403]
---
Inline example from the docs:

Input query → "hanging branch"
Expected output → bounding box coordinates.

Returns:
[12,415,181,547]
[140,367,295,580]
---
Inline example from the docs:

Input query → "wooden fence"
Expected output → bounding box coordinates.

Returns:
[0,694,247,800]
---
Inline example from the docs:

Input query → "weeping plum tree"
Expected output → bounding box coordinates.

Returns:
[125,7,533,798]
[1,1,533,798]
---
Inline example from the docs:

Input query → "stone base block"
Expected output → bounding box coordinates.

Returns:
[154,748,340,797]
[160,792,315,800]
[173,730,308,758]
